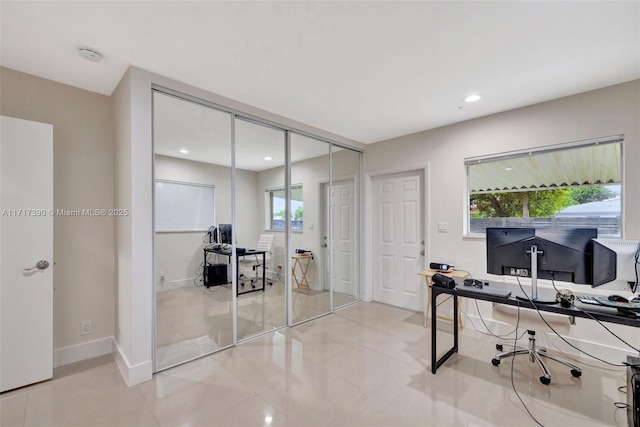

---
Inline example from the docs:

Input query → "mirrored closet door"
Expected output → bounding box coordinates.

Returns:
[153,91,234,371]
[290,133,331,323]
[330,146,361,309]
[235,118,287,340]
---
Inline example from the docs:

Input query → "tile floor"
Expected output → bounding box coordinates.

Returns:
[1,302,631,426]
[156,282,357,370]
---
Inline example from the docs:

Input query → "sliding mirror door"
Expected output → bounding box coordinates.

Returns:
[290,134,331,323]
[235,118,287,340]
[329,146,361,309]
[153,91,234,371]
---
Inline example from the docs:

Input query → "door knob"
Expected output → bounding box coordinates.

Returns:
[420,250,425,256]
[24,260,50,271]
[322,243,328,248]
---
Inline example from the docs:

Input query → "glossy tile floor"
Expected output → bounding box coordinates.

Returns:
[1,302,630,426]
[156,282,357,370]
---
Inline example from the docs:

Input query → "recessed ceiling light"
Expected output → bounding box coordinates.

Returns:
[505,167,513,171]
[463,94,482,103]
[179,149,189,154]
[77,46,102,62]
[264,156,272,161]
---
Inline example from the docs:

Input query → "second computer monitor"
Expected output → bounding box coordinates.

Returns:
[218,223,232,245]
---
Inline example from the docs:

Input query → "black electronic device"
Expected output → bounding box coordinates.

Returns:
[295,249,311,254]
[608,294,629,303]
[432,273,455,289]
[486,227,597,302]
[208,226,218,244]
[218,223,233,245]
[204,264,227,287]
[430,262,453,272]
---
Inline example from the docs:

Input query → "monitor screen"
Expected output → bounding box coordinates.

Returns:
[218,223,232,245]
[486,227,597,285]
[592,239,640,289]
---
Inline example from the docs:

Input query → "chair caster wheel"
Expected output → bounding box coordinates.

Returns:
[251,284,256,289]
[496,344,503,351]
[491,358,500,366]
[240,283,245,288]
[571,369,582,377]
[539,376,551,385]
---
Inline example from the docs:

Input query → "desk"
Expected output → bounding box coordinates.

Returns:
[291,254,313,289]
[203,247,267,297]
[430,280,640,374]
[418,269,469,328]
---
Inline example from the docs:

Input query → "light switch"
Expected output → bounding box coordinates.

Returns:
[437,222,448,233]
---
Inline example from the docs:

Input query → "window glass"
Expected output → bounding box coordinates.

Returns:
[267,185,302,230]
[466,137,623,237]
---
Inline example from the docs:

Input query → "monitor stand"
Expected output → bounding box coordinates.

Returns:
[516,245,557,304]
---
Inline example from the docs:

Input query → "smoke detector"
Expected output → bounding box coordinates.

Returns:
[77,46,102,62]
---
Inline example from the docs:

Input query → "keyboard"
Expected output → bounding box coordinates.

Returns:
[576,295,602,305]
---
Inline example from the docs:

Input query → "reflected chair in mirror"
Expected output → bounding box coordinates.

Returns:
[238,234,275,289]
[490,304,582,385]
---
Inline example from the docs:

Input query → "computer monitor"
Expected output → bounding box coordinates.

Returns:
[592,239,640,290]
[218,223,232,245]
[486,227,597,301]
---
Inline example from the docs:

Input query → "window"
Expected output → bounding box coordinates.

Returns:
[154,180,214,232]
[267,185,303,231]
[465,136,623,237]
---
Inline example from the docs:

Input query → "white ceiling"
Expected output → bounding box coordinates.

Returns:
[2,1,639,144]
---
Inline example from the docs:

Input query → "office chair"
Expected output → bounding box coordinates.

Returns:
[490,304,582,385]
[238,234,275,289]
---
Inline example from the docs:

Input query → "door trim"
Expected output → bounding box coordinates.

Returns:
[364,163,430,304]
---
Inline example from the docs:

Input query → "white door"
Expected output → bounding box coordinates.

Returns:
[1,116,53,392]
[372,171,424,311]
[326,180,356,295]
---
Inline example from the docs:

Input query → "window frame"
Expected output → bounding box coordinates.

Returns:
[265,184,303,232]
[464,136,624,238]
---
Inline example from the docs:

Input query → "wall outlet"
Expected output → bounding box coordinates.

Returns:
[437,222,448,233]
[81,320,92,335]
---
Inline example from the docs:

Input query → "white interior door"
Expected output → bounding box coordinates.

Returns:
[372,171,424,311]
[1,116,53,392]
[328,180,355,295]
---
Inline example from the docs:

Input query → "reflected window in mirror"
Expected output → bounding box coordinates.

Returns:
[266,184,303,231]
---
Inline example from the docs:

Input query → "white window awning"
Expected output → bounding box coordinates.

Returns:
[466,136,623,194]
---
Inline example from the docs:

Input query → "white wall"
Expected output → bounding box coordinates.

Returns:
[0,67,116,365]
[365,80,640,357]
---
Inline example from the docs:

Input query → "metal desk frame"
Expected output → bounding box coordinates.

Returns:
[203,247,267,297]
[431,281,640,374]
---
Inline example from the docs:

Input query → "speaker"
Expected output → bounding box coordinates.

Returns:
[432,273,455,289]
[430,262,452,272]
[205,264,227,287]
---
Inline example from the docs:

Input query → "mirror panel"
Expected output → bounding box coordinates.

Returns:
[330,146,361,308]
[235,118,287,340]
[153,92,234,371]
[290,133,331,323]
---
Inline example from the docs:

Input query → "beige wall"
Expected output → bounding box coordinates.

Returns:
[0,67,115,351]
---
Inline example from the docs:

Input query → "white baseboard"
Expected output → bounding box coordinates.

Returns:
[157,277,195,292]
[53,337,114,368]
[112,342,153,386]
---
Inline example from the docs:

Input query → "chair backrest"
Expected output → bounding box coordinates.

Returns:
[256,234,275,254]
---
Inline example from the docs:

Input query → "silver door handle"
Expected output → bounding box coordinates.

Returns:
[420,250,425,256]
[24,260,50,271]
